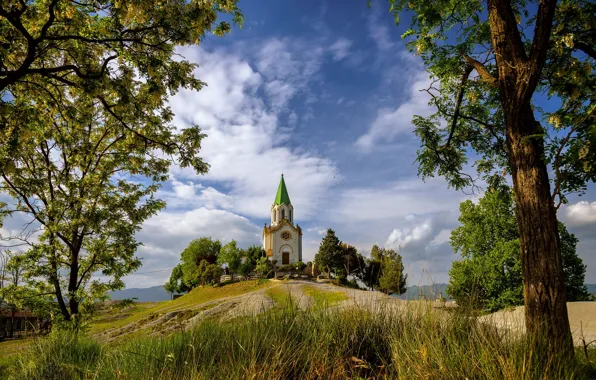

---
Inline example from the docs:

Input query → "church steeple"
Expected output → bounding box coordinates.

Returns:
[270,174,294,227]
[274,174,291,206]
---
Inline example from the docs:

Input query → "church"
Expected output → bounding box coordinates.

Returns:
[263,175,302,265]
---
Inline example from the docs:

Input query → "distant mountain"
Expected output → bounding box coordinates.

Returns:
[587,284,596,295]
[399,283,449,300]
[108,285,171,302]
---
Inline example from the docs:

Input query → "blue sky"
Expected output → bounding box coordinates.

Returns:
[7,0,589,288]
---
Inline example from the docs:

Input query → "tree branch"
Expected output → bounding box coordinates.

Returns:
[462,54,497,87]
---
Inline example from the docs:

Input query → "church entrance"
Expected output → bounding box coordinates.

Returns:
[282,251,290,265]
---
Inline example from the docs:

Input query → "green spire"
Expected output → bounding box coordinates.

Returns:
[274,174,291,205]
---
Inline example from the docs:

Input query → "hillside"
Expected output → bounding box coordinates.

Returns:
[93,279,596,347]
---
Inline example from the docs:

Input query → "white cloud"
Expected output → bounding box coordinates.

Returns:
[169,44,337,220]
[386,218,434,251]
[562,201,596,226]
[329,38,352,61]
[355,73,433,151]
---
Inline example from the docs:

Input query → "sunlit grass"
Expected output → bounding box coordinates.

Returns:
[301,285,348,309]
[265,286,294,309]
[7,303,596,380]
[89,280,273,335]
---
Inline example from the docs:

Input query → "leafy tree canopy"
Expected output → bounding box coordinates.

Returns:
[0,0,243,164]
[244,245,266,266]
[180,237,222,287]
[448,183,592,311]
[217,240,243,277]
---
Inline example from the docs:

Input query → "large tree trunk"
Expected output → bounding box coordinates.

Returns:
[486,0,572,356]
[506,103,573,353]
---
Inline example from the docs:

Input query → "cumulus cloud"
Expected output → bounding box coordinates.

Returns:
[562,201,596,226]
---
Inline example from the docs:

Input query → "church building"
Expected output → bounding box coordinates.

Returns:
[263,175,302,265]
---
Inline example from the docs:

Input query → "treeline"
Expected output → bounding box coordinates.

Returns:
[164,238,272,294]
[314,229,407,295]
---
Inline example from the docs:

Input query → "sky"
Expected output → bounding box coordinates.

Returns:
[2,0,595,288]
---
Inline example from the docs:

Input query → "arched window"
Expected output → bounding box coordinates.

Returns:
[281,209,285,220]
[289,210,292,223]
[273,210,276,222]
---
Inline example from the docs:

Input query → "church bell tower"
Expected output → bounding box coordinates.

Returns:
[263,175,302,265]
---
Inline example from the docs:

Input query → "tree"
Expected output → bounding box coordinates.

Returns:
[255,256,272,279]
[378,252,407,296]
[164,264,189,297]
[448,183,592,311]
[0,96,210,324]
[314,229,344,279]
[196,260,224,286]
[0,0,242,164]
[340,244,365,280]
[217,240,243,281]
[180,238,222,288]
[245,245,267,266]
[362,245,392,290]
[379,0,596,351]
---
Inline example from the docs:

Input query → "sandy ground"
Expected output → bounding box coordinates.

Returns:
[94,280,596,347]
[478,302,596,346]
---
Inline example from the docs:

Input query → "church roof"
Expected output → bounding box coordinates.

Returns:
[274,174,291,205]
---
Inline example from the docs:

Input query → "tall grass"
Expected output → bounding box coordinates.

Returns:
[7,302,596,379]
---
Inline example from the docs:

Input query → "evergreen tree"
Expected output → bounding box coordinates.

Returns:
[314,229,343,279]
[378,251,407,295]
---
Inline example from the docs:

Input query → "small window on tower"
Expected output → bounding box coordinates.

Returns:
[289,210,292,222]
[281,209,285,220]
[281,231,291,240]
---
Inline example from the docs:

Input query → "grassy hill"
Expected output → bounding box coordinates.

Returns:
[3,280,596,379]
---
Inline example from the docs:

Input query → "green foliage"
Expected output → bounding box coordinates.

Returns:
[254,256,272,279]
[447,184,592,310]
[196,260,224,286]
[244,245,266,266]
[164,264,189,296]
[237,261,253,278]
[0,0,243,167]
[378,251,407,295]
[180,238,222,288]
[378,0,595,201]
[314,229,344,278]
[8,305,596,379]
[363,245,403,291]
[217,240,243,278]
